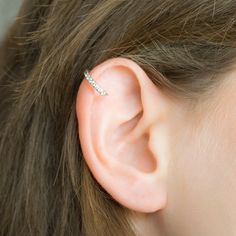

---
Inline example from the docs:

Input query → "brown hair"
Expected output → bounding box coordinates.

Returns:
[1,0,236,235]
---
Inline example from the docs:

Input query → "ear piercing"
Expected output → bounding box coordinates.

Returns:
[83,69,109,96]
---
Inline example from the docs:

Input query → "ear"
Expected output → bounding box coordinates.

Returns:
[76,57,172,213]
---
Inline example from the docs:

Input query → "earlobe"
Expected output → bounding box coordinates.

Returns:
[76,57,170,213]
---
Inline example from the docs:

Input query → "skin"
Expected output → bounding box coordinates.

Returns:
[132,70,236,236]
[161,72,236,236]
[76,57,236,236]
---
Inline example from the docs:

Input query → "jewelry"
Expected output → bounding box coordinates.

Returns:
[83,69,109,96]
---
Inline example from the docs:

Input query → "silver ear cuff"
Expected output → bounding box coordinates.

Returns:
[83,69,109,96]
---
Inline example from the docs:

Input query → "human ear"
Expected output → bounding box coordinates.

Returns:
[76,57,171,213]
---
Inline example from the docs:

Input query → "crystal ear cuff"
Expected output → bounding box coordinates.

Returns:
[83,69,109,96]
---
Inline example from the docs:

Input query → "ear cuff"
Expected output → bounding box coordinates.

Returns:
[83,69,109,96]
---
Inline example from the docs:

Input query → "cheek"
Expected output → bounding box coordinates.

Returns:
[164,106,236,236]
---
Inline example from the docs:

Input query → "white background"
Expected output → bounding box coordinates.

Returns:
[0,0,22,40]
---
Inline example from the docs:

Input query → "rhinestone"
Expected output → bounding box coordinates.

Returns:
[83,69,109,96]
